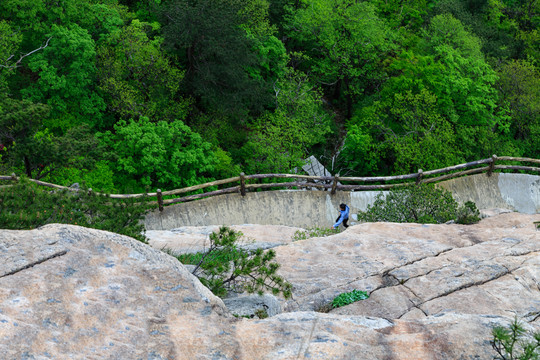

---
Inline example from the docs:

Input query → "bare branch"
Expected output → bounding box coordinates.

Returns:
[0,37,52,70]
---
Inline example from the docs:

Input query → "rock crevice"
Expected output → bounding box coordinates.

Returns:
[1,249,68,278]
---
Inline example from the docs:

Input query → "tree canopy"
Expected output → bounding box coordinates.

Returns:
[0,0,538,192]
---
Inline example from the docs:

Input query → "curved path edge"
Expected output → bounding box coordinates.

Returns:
[144,173,540,230]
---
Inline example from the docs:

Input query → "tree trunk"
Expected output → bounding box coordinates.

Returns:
[345,77,352,119]
[333,78,342,100]
[24,155,32,178]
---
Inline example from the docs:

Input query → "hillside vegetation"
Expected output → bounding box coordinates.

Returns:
[1,0,538,193]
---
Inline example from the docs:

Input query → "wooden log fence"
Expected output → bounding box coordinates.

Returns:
[2,155,540,211]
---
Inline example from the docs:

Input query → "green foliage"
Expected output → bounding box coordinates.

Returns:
[292,227,339,241]
[21,24,106,131]
[498,59,540,158]
[331,289,369,309]
[233,313,252,319]
[96,19,190,124]
[254,308,269,319]
[482,0,540,60]
[339,119,383,176]
[41,160,117,193]
[342,14,515,176]
[0,0,126,46]
[423,15,509,132]
[0,0,126,134]
[491,318,540,360]
[98,117,217,193]
[0,20,22,88]
[286,0,394,117]
[0,96,105,181]
[430,0,522,60]
[173,226,292,299]
[237,0,276,38]
[347,88,461,175]
[456,201,481,225]
[0,94,106,181]
[245,30,288,83]
[358,184,460,224]
[370,0,429,30]
[0,177,150,242]
[426,13,484,60]
[0,95,50,177]
[160,0,270,115]
[0,0,538,191]
[242,69,332,173]
[175,247,247,268]
[389,90,459,173]
[232,308,269,319]
[210,147,241,180]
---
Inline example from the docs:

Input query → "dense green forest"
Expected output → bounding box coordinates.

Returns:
[1,0,538,194]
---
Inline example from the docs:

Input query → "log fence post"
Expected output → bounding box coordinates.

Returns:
[11,173,17,182]
[157,189,164,212]
[487,154,497,177]
[240,173,246,196]
[416,169,423,185]
[331,174,339,195]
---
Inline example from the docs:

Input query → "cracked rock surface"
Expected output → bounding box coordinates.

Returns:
[1,213,539,360]
[275,212,540,325]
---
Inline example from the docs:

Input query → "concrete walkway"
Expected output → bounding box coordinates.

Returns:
[144,173,540,230]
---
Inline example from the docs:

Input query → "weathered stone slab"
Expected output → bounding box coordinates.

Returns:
[0,225,228,360]
[2,212,539,359]
[223,294,281,318]
[146,224,303,254]
[274,212,540,322]
[0,232,68,278]
[420,270,540,320]
[331,285,421,319]
[231,312,530,360]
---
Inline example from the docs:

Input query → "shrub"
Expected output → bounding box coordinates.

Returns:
[232,308,268,319]
[314,302,334,313]
[254,308,269,319]
[175,247,246,266]
[358,184,479,224]
[456,200,481,224]
[331,290,369,309]
[0,177,151,242]
[491,318,540,360]
[173,226,293,299]
[292,227,339,241]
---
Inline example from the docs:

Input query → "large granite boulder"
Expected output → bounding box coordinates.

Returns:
[0,224,230,359]
[275,212,540,323]
[1,213,539,359]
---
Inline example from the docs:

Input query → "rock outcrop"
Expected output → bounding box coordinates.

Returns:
[0,224,229,359]
[275,212,540,323]
[147,224,303,254]
[2,212,539,359]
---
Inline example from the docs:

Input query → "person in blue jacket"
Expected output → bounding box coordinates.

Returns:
[333,203,349,229]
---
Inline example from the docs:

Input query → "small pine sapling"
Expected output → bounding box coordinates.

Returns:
[179,226,292,299]
[491,317,540,360]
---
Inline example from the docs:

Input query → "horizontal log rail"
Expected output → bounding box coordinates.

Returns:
[2,155,540,211]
